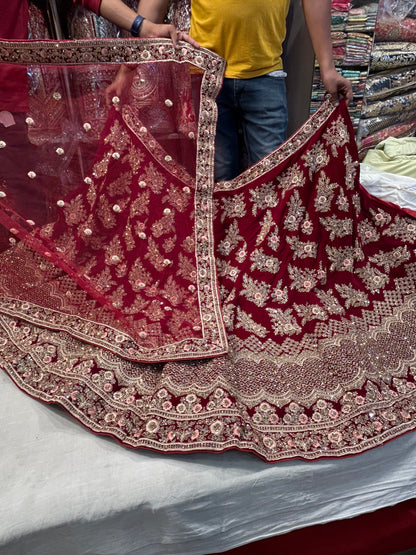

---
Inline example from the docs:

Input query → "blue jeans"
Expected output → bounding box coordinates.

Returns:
[214,74,288,181]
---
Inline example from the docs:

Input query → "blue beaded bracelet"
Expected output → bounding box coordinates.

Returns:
[130,15,145,37]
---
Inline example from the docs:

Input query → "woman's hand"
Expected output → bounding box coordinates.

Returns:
[140,20,200,48]
[105,64,135,108]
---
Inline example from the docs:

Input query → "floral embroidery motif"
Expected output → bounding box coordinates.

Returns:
[241,275,271,307]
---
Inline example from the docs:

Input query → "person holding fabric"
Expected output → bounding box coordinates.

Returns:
[0,0,196,228]
[132,0,353,181]
[0,0,195,105]
[77,0,196,45]
[2,36,416,462]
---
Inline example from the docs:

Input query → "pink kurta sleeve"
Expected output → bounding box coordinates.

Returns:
[74,0,101,15]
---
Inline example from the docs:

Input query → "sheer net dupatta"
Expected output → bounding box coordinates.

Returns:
[0,39,227,362]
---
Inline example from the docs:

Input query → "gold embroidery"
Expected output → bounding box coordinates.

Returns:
[220,193,247,221]
[217,220,244,256]
[250,181,278,216]
[383,216,416,242]
[241,275,271,307]
[322,115,349,156]
[320,216,353,240]
[301,141,330,178]
[124,144,145,174]
[276,163,306,193]
[344,152,358,190]
[293,303,328,325]
[369,246,410,272]
[266,307,302,336]
[141,162,167,195]
[104,119,131,153]
[314,173,338,213]
[284,190,305,232]
[355,264,390,293]
[250,248,281,273]
[63,195,87,226]
[271,280,289,304]
[358,220,380,245]
[144,237,167,272]
[326,245,358,272]
[235,307,269,338]
[336,193,350,213]
[315,289,345,315]
[256,210,274,246]
[335,283,370,308]
[107,171,132,198]
[287,265,320,292]
[286,236,318,260]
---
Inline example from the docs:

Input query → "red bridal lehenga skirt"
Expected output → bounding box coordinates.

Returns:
[0,39,416,462]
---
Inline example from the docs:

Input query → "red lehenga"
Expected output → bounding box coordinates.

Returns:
[0,39,416,462]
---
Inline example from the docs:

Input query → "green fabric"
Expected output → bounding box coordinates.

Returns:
[363,137,416,178]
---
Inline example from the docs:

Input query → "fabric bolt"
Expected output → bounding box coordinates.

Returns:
[358,112,416,138]
[358,119,416,154]
[370,41,416,71]
[364,65,416,101]
[332,13,348,31]
[1,39,416,463]
[312,2,374,128]
[381,0,416,21]
[361,89,416,118]
[344,32,373,66]
[346,3,379,31]
[311,62,366,131]
[332,0,351,12]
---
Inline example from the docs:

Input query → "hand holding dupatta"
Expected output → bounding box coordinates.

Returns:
[77,0,198,47]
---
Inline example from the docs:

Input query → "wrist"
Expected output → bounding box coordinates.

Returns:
[130,15,145,37]
[318,60,336,73]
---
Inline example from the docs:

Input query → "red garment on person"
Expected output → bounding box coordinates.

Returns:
[0,0,101,113]
[0,0,29,112]
[75,0,101,14]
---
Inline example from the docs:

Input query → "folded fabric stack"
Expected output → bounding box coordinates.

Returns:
[346,4,379,32]
[365,64,416,99]
[310,1,379,133]
[359,118,416,151]
[361,136,416,211]
[344,32,374,65]
[331,31,347,61]
[332,12,349,31]
[358,4,416,154]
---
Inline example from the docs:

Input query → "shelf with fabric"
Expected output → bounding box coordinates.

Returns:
[310,0,380,130]
[357,0,416,157]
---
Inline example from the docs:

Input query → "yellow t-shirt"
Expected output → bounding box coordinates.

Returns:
[189,0,291,79]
